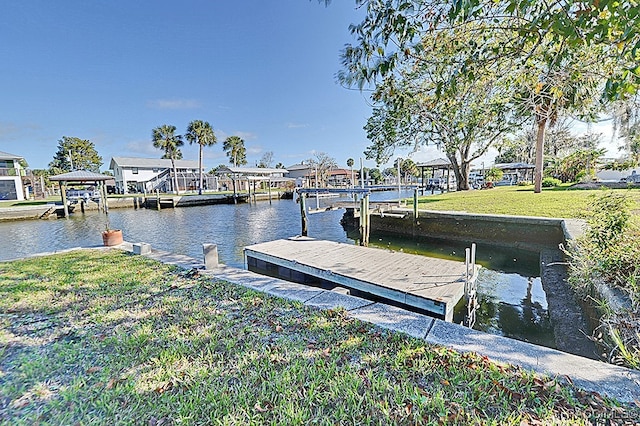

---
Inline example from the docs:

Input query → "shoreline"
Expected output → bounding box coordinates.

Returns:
[0,191,292,221]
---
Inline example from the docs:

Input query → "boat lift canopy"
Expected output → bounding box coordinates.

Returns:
[49,170,113,218]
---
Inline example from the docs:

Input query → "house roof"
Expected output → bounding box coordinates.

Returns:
[0,150,25,161]
[286,163,313,171]
[416,158,452,168]
[109,156,200,169]
[216,166,288,175]
[329,168,350,176]
[49,170,113,182]
[494,162,535,170]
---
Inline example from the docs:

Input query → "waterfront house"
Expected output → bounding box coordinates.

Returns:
[284,162,314,187]
[0,151,27,201]
[109,156,205,194]
[326,168,351,187]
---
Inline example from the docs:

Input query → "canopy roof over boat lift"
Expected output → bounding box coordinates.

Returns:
[215,166,291,203]
[416,158,454,192]
[49,170,113,217]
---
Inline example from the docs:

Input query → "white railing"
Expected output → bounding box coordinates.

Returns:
[464,243,479,328]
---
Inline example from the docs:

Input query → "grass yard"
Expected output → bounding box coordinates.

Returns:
[1,250,637,425]
[417,185,640,218]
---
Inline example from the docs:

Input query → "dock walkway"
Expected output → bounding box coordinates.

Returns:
[244,237,477,321]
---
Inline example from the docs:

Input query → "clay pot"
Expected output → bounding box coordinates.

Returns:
[102,229,123,246]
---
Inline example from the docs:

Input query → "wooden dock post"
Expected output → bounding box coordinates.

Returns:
[100,182,109,213]
[59,181,69,218]
[413,188,418,223]
[156,190,161,210]
[360,194,370,246]
[300,193,308,236]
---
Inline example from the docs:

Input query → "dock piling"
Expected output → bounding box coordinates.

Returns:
[203,243,219,269]
[299,193,308,236]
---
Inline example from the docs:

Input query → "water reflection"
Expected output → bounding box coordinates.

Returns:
[0,190,555,348]
[363,233,554,346]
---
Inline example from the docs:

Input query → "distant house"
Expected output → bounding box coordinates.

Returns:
[215,166,291,192]
[597,167,640,183]
[109,157,204,194]
[0,151,27,201]
[284,163,351,188]
[327,168,350,187]
[285,162,314,187]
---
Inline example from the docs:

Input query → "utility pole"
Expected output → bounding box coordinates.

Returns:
[397,157,402,204]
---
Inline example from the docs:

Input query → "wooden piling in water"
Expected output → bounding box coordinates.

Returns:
[300,193,308,236]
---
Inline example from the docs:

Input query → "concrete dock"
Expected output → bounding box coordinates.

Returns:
[244,236,478,322]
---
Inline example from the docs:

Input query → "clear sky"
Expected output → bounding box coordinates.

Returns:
[0,1,619,172]
[0,0,386,171]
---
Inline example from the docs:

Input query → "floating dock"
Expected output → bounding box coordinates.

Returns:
[244,237,478,322]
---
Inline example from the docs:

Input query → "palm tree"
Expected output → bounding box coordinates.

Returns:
[223,136,247,166]
[152,125,184,194]
[347,158,354,187]
[185,120,217,195]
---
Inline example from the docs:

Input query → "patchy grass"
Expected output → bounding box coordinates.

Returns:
[1,250,637,425]
[0,200,56,208]
[417,185,640,218]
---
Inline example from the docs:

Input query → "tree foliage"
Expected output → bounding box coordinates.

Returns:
[186,120,217,194]
[611,95,640,168]
[258,151,275,168]
[339,0,633,192]
[307,152,337,187]
[359,20,519,190]
[49,136,102,174]
[484,167,504,184]
[223,136,247,166]
[545,148,606,183]
[152,125,184,194]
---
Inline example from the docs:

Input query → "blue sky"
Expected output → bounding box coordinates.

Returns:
[0,1,388,171]
[0,1,618,172]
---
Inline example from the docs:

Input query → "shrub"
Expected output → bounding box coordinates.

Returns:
[585,191,631,252]
[517,180,532,186]
[567,191,640,369]
[484,167,504,183]
[541,177,561,187]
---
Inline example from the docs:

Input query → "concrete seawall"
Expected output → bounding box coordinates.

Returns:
[342,208,585,250]
[0,192,294,221]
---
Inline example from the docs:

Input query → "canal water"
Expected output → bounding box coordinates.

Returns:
[0,190,554,349]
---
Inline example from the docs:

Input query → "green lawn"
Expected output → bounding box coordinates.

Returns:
[417,185,640,218]
[1,250,635,425]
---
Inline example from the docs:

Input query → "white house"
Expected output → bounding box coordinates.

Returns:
[0,151,27,201]
[109,157,204,194]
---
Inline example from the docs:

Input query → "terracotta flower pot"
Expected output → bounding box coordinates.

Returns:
[102,229,123,246]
